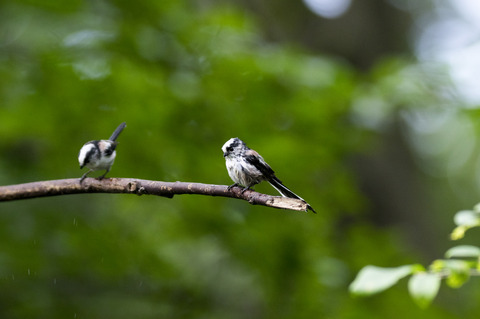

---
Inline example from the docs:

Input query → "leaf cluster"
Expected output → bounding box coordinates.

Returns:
[350,204,480,308]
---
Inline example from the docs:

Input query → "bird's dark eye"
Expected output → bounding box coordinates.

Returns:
[227,146,233,152]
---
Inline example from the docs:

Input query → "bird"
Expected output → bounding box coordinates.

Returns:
[221,137,316,213]
[78,122,126,183]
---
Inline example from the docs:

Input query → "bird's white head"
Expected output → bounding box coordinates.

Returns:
[222,137,247,158]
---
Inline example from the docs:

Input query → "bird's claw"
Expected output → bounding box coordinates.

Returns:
[241,187,250,194]
[227,183,238,191]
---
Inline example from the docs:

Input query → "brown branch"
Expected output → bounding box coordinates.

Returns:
[0,178,310,212]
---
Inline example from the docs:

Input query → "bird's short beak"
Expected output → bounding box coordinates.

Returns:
[80,165,84,169]
[223,152,227,157]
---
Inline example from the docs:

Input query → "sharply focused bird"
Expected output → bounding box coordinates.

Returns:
[222,137,316,213]
[78,122,126,183]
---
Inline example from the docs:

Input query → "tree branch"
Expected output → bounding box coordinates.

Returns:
[0,178,310,212]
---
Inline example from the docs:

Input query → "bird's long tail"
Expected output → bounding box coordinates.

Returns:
[268,177,316,213]
[109,122,127,141]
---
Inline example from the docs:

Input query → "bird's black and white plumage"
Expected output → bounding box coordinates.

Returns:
[222,137,316,213]
[78,122,126,183]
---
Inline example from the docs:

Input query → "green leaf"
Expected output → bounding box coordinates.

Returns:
[473,203,480,213]
[450,226,467,240]
[446,272,470,288]
[349,265,415,296]
[445,245,480,258]
[408,272,441,308]
[451,211,480,240]
[453,210,480,227]
[443,260,471,288]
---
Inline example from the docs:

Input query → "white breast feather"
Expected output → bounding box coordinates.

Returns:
[93,150,116,170]
[226,157,263,188]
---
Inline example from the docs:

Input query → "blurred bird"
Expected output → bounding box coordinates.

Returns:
[78,122,126,183]
[222,137,316,213]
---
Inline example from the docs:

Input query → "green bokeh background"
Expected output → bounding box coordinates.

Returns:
[1,0,479,318]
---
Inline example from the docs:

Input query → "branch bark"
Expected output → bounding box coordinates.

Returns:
[0,178,310,212]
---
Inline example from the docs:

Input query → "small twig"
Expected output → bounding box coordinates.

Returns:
[0,178,310,212]
[432,269,480,279]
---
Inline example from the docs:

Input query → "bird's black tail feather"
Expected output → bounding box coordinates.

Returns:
[268,177,304,200]
[268,177,316,213]
[109,122,127,141]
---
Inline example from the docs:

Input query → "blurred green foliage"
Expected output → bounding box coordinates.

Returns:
[0,0,479,318]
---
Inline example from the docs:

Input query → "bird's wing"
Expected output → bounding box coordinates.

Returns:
[244,149,278,180]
